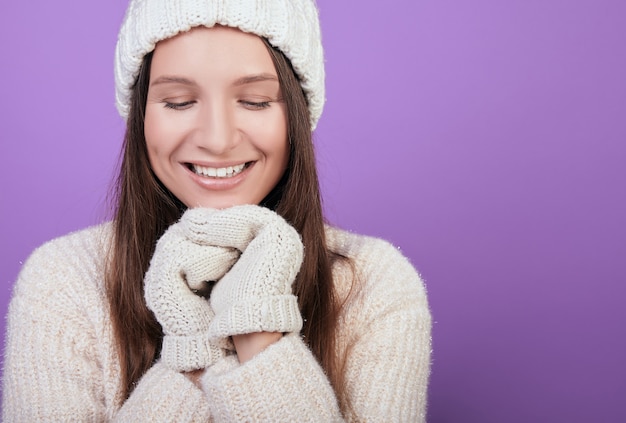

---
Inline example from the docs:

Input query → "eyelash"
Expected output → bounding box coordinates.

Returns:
[240,100,272,110]
[164,101,195,110]
[162,100,273,111]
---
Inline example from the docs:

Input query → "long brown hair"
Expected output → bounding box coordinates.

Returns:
[106,36,345,403]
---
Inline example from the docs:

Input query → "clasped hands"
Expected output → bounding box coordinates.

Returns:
[144,205,304,372]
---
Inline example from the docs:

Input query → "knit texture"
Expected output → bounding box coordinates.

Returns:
[201,334,343,421]
[115,361,212,422]
[181,206,304,341]
[115,0,325,129]
[144,213,239,371]
[2,223,431,422]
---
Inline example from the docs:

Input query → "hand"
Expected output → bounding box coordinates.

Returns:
[187,205,304,343]
[144,209,239,371]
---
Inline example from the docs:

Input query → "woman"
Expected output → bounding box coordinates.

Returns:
[2,0,431,421]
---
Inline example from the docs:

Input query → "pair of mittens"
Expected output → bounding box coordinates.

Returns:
[144,205,303,372]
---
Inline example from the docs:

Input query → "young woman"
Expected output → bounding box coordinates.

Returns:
[2,0,432,421]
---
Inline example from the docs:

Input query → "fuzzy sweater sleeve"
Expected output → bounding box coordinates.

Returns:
[198,231,431,422]
[1,227,212,422]
[114,361,210,422]
[201,334,343,421]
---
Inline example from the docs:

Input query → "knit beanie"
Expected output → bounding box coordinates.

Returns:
[114,0,325,129]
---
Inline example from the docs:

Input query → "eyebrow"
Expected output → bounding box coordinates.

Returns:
[150,76,196,87]
[233,73,279,86]
[150,73,278,88]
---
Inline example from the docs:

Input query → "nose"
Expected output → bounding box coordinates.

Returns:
[193,100,239,155]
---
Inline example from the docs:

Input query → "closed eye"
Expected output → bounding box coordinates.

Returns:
[239,100,272,110]
[164,100,196,110]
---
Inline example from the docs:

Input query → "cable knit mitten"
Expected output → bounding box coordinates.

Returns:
[145,210,240,372]
[193,205,304,342]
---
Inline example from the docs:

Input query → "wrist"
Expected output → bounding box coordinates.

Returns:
[232,332,283,363]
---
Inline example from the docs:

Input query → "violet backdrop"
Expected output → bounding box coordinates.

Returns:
[1,0,624,421]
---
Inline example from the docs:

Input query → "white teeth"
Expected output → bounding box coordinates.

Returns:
[192,163,246,178]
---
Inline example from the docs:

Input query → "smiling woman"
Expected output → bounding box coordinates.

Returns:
[1,0,431,421]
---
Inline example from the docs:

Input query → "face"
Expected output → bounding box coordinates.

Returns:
[144,26,289,209]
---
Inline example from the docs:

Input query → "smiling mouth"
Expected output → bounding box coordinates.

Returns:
[189,162,249,178]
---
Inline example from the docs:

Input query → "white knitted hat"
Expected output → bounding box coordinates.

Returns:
[114,0,325,129]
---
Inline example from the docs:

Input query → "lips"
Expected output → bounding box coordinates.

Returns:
[189,162,248,178]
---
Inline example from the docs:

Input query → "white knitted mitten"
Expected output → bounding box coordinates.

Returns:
[144,211,239,372]
[192,205,304,342]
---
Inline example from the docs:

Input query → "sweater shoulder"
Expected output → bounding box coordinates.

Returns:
[4,223,123,419]
[325,225,406,261]
[325,225,422,280]
[324,227,431,420]
[325,225,429,304]
[13,223,114,299]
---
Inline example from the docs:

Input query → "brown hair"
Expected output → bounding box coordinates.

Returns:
[106,38,347,404]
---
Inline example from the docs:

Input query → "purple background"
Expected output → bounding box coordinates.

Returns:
[1,0,625,420]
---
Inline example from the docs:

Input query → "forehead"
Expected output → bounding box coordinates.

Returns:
[150,25,277,78]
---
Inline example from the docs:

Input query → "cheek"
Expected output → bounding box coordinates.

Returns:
[255,109,289,161]
[144,109,161,156]
[144,107,176,162]
[265,128,289,161]
[143,107,163,151]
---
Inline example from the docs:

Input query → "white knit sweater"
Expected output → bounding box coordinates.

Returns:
[2,223,431,422]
